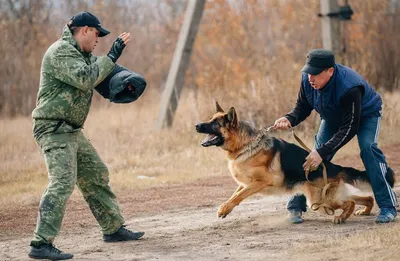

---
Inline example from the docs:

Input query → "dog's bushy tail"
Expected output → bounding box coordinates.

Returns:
[386,167,396,188]
[342,167,370,184]
[343,166,396,188]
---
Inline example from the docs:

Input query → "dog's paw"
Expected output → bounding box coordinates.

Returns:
[217,202,235,218]
[333,216,345,224]
[354,209,371,216]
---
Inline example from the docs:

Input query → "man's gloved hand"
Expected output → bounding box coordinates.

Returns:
[107,32,130,63]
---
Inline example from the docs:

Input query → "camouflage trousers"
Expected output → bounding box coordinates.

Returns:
[31,128,124,246]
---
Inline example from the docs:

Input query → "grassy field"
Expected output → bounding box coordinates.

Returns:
[1,86,400,210]
[1,84,400,261]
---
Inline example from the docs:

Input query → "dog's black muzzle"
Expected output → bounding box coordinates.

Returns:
[195,122,224,147]
[195,123,210,133]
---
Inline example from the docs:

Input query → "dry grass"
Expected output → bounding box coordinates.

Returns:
[1,81,400,259]
[291,222,400,261]
[1,84,400,209]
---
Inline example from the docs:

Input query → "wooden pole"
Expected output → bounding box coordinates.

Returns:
[320,0,341,55]
[156,0,206,129]
[388,0,399,15]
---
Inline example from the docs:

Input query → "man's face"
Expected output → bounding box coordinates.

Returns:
[308,67,334,90]
[81,27,99,53]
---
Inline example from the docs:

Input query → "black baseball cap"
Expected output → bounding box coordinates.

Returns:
[301,49,335,75]
[69,11,110,37]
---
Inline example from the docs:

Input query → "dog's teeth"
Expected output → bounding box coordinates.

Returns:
[201,133,221,147]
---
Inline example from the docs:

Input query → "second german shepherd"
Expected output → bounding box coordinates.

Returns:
[195,102,395,224]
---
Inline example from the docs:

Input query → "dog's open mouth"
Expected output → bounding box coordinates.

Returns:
[201,134,223,147]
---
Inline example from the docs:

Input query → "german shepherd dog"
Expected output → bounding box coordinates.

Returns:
[195,102,396,224]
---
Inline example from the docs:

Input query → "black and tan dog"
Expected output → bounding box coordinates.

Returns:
[195,102,395,224]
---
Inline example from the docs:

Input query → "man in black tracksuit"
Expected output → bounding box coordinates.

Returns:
[274,49,397,224]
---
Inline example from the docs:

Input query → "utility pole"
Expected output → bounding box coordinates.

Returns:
[388,0,399,14]
[156,0,206,129]
[320,0,341,55]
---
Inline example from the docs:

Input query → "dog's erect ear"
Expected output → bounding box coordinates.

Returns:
[227,107,238,128]
[215,101,224,113]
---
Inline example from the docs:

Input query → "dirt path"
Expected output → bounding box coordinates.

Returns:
[1,144,400,261]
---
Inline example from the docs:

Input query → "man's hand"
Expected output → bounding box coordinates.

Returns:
[303,149,322,171]
[107,32,131,63]
[273,117,292,130]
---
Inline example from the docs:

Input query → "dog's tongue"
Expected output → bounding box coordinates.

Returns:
[201,134,217,147]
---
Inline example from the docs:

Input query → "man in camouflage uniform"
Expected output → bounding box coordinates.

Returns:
[29,12,144,260]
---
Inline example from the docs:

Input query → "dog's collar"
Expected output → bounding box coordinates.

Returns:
[234,127,272,161]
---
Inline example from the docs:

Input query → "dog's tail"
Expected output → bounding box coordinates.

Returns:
[342,167,370,184]
[343,166,396,188]
[386,167,396,188]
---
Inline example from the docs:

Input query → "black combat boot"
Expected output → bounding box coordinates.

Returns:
[28,243,73,260]
[103,225,145,242]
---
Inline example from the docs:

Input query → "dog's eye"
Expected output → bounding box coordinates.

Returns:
[211,119,223,127]
[217,118,225,126]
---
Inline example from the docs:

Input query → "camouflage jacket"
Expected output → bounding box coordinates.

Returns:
[32,25,115,133]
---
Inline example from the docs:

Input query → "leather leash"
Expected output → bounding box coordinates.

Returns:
[266,126,337,215]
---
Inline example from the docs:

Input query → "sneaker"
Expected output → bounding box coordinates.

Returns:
[375,208,397,223]
[289,210,304,224]
[103,225,145,242]
[28,244,73,260]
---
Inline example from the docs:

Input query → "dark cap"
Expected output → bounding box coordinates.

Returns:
[301,49,335,75]
[69,11,110,37]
